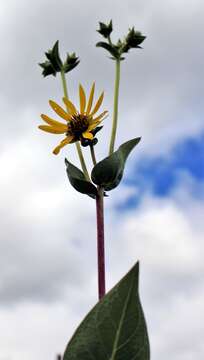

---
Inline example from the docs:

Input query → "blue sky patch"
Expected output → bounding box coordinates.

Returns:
[118,132,204,210]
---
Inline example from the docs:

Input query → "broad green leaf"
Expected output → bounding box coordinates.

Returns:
[63,262,150,360]
[65,159,97,199]
[91,137,141,191]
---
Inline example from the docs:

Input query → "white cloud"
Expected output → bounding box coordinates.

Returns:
[1,171,204,359]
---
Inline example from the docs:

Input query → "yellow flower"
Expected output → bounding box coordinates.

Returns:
[39,83,108,155]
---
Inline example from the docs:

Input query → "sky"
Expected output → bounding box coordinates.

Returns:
[0,0,204,359]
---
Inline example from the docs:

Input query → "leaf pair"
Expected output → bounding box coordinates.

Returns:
[65,137,141,198]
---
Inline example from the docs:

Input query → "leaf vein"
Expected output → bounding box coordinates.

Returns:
[109,274,135,360]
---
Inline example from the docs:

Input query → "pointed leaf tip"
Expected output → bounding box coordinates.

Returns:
[63,262,150,360]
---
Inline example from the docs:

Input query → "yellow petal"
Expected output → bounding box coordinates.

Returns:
[86,82,95,115]
[92,110,108,123]
[79,84,86,114]
[63,97,77,115]
[38,125,66,134]
[53,136,74,155]
[88,122,100,131]
[82,131,94,140]
[90,92,104,116]
[87,111,108,131]
[49,100,71,121]
[41,114,68,131]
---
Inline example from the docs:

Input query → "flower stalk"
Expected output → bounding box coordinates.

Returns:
[60,69,69,99]
[96,186,106,300]
[76,142,91,181]
[109,59,121,155]
[90,144,105,300]
[60,69,90,181]
[90,144,97,166]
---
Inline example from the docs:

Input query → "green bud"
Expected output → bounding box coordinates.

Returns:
[63,52,80,73]
[39,60,57,77]
[97,20,113,38]
[81,126,103,147]
[92,138,98,146]
[124,27,146,51]
[81,138,90,147]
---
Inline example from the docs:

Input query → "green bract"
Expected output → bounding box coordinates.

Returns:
[45,40,62,71]
[91,138,141,191]
[63,263,150,360]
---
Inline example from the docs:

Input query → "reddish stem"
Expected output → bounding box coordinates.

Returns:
[96,187,106,300]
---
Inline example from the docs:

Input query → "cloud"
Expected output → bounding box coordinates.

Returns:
[107,179,204,360]
[1,169,204,359]
[0,135,97,305]
[1,0,204,156]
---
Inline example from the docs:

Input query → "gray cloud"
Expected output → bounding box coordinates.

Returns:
[1,0,204,153]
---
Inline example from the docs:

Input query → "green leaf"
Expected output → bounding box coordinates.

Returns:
[96,41,119,59]
[91,137,141,191]
[63,262,150,360]
[65,159,97,199]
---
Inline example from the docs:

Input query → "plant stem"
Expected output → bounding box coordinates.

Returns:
[108,35,113,46]
[60,70,90,181]
[109,59,121,155]
[76,142,90,181]
[90,144,97,166]
[96,186,105,300]
[60,70,69,99]
[90,146,105,300]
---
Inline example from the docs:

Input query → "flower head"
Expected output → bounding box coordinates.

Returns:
[39,83,108,155]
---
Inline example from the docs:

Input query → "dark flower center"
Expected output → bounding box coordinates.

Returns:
[67,114,90,139]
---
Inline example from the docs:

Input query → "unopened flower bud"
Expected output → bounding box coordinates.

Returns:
[97,20,113,38]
